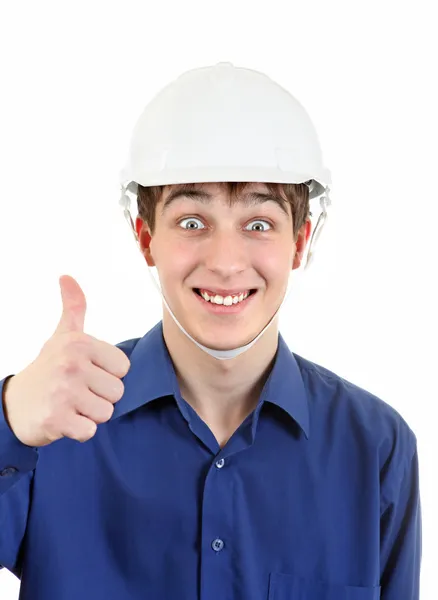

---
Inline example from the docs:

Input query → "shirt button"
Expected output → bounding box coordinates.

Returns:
[211,538,224,552]
[0,467,18,477]
[215,458,225,469]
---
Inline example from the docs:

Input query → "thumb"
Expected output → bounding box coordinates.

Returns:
[55,275,87,335]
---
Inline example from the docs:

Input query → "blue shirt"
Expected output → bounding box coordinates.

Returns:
[0,321,421,599]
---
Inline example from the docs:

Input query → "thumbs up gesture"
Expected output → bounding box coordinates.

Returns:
[2,275,131,447]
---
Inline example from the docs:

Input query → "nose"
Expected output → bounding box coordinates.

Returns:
[201,229,249,278]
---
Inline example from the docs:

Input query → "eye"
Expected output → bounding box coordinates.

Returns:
[178,217,205,230]
[177,217,273,232]
[245,219,272,232]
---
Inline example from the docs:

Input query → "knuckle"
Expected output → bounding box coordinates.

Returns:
[118,354,131,377]
[67,332,90,348]
[58,357,82,377]
[104,402,115,421]
[124,358,131,374]
[75,423,97,443]
[85,422,97,440]
[113,379,125,400]
[52,379,76,406]
[95,402,114,424]
[42,411,61,439]
[63,335,91,359]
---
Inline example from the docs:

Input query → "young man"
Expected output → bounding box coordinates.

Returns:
[133,180,310,449]
[0,63,421,599]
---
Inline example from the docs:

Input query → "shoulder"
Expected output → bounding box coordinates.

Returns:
[293,352,416,439]
[293,352,417,484]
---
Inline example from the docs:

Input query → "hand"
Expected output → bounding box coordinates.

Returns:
[2,275,131,447]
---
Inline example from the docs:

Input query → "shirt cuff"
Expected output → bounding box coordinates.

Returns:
[0,376,39,493]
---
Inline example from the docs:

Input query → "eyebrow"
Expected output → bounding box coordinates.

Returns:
[160,187,290,218]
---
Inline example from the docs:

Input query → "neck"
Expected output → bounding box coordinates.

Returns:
[162,311,279,428]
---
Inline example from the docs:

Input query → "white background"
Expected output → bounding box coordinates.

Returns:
[0,0,436,597]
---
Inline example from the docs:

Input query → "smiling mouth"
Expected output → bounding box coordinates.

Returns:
[193,289,257,298]
[193,288,257,311]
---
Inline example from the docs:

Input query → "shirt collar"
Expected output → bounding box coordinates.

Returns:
[112,321,310,439]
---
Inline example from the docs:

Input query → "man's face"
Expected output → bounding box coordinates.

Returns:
[136,182,310,350]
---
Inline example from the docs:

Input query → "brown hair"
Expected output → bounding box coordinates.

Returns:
[137,182,310,240]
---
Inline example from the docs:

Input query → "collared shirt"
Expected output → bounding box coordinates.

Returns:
[0,321,421,599]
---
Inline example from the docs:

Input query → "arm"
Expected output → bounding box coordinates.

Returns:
[380,442,422,599]
[0,375,39,577]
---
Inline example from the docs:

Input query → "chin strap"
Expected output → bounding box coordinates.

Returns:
[304,188,331,270]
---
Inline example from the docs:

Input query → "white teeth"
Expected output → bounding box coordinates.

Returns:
[200,290,250,305]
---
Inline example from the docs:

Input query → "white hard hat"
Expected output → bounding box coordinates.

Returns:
[121,61,330,192]
[119,62,331,269]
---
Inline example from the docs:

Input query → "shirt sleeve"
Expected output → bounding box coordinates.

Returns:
[0,375,39,575]
[380,439,422,599]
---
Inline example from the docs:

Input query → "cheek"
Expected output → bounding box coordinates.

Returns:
[156,244,196,282]
[258,253,291,280]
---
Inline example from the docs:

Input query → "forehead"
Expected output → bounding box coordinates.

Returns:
[159,181,291,219]
[163,181,274,196]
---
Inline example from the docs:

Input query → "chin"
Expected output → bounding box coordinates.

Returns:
[191,326,257,351]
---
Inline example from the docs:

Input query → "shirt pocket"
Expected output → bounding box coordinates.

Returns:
[268,572,381,600]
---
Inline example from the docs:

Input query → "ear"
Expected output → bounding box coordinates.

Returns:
[292,219,312,270]
[135,217,156,267]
